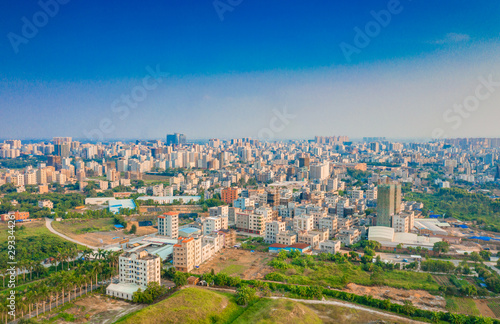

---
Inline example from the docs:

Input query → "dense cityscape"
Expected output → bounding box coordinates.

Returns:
[1,135,500,322]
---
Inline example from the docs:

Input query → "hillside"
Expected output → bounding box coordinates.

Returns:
[115,287,241,324]
[233,298,322,324]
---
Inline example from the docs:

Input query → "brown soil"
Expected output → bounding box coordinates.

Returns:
[70,225,156,247]
[344,283,446,312]
[475,299,498,319]
[191,249,276,280]
[40,294,145,323]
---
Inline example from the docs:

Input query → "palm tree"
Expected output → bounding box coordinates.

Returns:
[38,284,49,314]
[92,262,104,288]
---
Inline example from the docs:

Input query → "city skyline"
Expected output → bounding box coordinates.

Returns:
[1,1,500,140]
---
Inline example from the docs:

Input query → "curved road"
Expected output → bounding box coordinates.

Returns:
[45,217,99,250]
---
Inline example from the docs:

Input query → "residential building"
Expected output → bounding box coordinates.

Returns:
[265,221,286,244]
[319,240,342,254]
[157,212,179,239]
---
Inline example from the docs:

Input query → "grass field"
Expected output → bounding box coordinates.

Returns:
[221,264,247,276]
[115,288,244,324]
[272,260,440,292]
[0,219,52,241]
[52,218,115,235]
[233,298,321,324]
[446,296,481,316]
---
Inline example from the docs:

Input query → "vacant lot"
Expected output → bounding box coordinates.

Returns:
[191,249,275,280]
[36,294,144,323]
[52,218,115,235]
[51,219,157,247]
[344,283,446,312]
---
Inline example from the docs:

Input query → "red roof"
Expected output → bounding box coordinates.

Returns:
[269,243,287,248]
[288,243,310,249]
[163,211,179,216]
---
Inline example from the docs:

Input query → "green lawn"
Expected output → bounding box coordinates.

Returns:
[115,288,242,324]
[233,298,321,324]
[221,264,246,276]
[446,296,480,316]
[52,218,115,235]
[271,260,440,292]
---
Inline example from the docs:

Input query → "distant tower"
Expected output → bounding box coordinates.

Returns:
[495,165,500,181]
[376,180,401,227]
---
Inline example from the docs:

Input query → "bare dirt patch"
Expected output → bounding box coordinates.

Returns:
[191,249,276,280]
[40,294,145,323]
[344,283,446,312]
[475,299,498,319]
[53,219,156,247]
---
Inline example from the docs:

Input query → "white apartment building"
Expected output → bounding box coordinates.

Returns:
[293,214,314,232]
[157,212,179,238]
[203,216,228,234]
[107,250,161,300]
[265,221,286,244]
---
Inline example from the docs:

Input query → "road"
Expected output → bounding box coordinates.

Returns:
[45,217,99,249]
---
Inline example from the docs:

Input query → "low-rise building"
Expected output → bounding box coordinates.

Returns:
[276,231,297,246]
[319,240,341,254]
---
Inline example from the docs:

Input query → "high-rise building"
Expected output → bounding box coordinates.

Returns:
[376,181,401,227]
[157,212,179,238]
[166,133,187,146]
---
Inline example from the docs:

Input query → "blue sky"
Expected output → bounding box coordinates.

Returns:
[1,0,499,140]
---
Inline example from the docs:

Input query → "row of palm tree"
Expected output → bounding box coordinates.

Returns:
[0,250,122,323]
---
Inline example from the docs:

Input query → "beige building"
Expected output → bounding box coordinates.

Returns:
[236,212,266,234]
[338,228,361,246]
[298,229,329,248]
[319,240,342,254]
[276,231,297,246]
[318,216,338,237]
[392,213,415,233]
